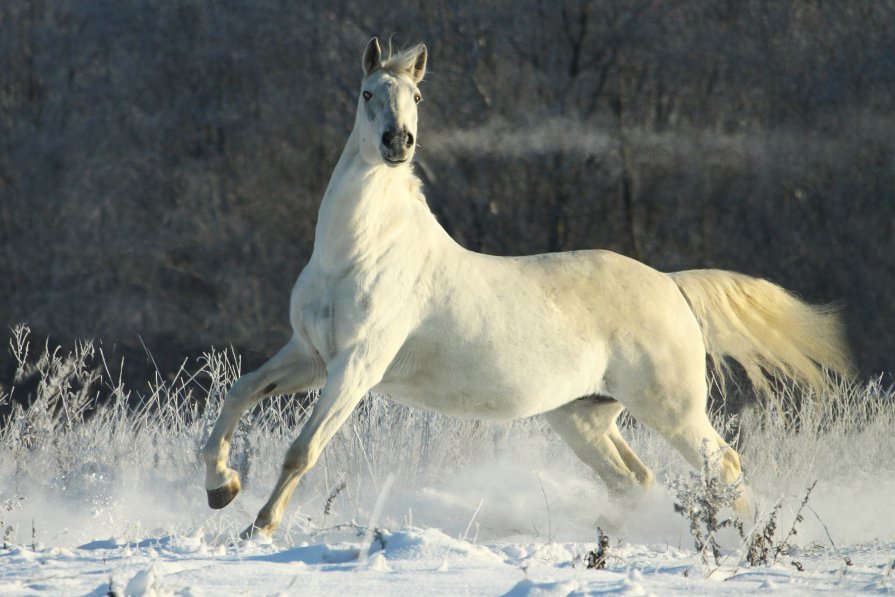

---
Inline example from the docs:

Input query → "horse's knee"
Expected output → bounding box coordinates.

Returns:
[283,443,319,475]
[228,372,261,402]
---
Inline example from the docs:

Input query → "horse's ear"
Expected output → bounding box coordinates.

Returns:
[410,44,427,84]
[363,37,382,76]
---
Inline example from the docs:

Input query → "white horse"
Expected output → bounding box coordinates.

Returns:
[202,38,853,538]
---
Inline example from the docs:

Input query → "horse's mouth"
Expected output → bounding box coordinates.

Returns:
[384,156,410,166]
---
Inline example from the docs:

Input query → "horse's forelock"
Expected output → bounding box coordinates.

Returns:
[380,42,426,79]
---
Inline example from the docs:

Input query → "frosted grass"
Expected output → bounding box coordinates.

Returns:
[1,324,892,554]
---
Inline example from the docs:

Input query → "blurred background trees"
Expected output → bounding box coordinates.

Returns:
[2,0,893,392]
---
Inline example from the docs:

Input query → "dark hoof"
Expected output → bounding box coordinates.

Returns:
[207,477,241,509]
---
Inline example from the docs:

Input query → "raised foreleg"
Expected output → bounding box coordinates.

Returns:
[203,337,324,509]
[241,349,394,538]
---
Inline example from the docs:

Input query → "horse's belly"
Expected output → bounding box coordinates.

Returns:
[378,383,537,419]
[376,339,605,419]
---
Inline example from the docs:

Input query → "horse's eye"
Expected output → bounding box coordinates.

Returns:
[363,91,372,101]
[414,93,422,104]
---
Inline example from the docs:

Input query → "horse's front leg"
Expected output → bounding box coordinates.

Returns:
[203,337,323,509]
[241,352,388,539]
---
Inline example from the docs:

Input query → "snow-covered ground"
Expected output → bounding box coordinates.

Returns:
[5,525,893,596]
[1,332,893,595]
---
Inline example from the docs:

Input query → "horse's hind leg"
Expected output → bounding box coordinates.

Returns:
[544,398,654,497]
[203,337,323,509]
[626,375,750,515]
[607,424,653,487]
[657,411,750,515]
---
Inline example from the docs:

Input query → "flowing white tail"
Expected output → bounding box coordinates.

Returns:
[671,270,854,404]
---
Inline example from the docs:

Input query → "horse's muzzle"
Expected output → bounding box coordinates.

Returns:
[381,127,414,164]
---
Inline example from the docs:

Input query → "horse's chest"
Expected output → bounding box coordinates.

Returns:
[293,269,395,360]
[303,295,337,360]
[302,292,361,360]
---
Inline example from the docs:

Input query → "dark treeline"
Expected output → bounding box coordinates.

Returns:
[2,0,893,394]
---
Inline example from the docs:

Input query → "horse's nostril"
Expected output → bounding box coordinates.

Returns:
[405,132,414,147]
[382,130,394,146]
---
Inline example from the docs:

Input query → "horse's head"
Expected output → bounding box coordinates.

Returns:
[356,38,427,167]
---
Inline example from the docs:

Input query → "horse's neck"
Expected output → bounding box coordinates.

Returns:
[311,130,445,273]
